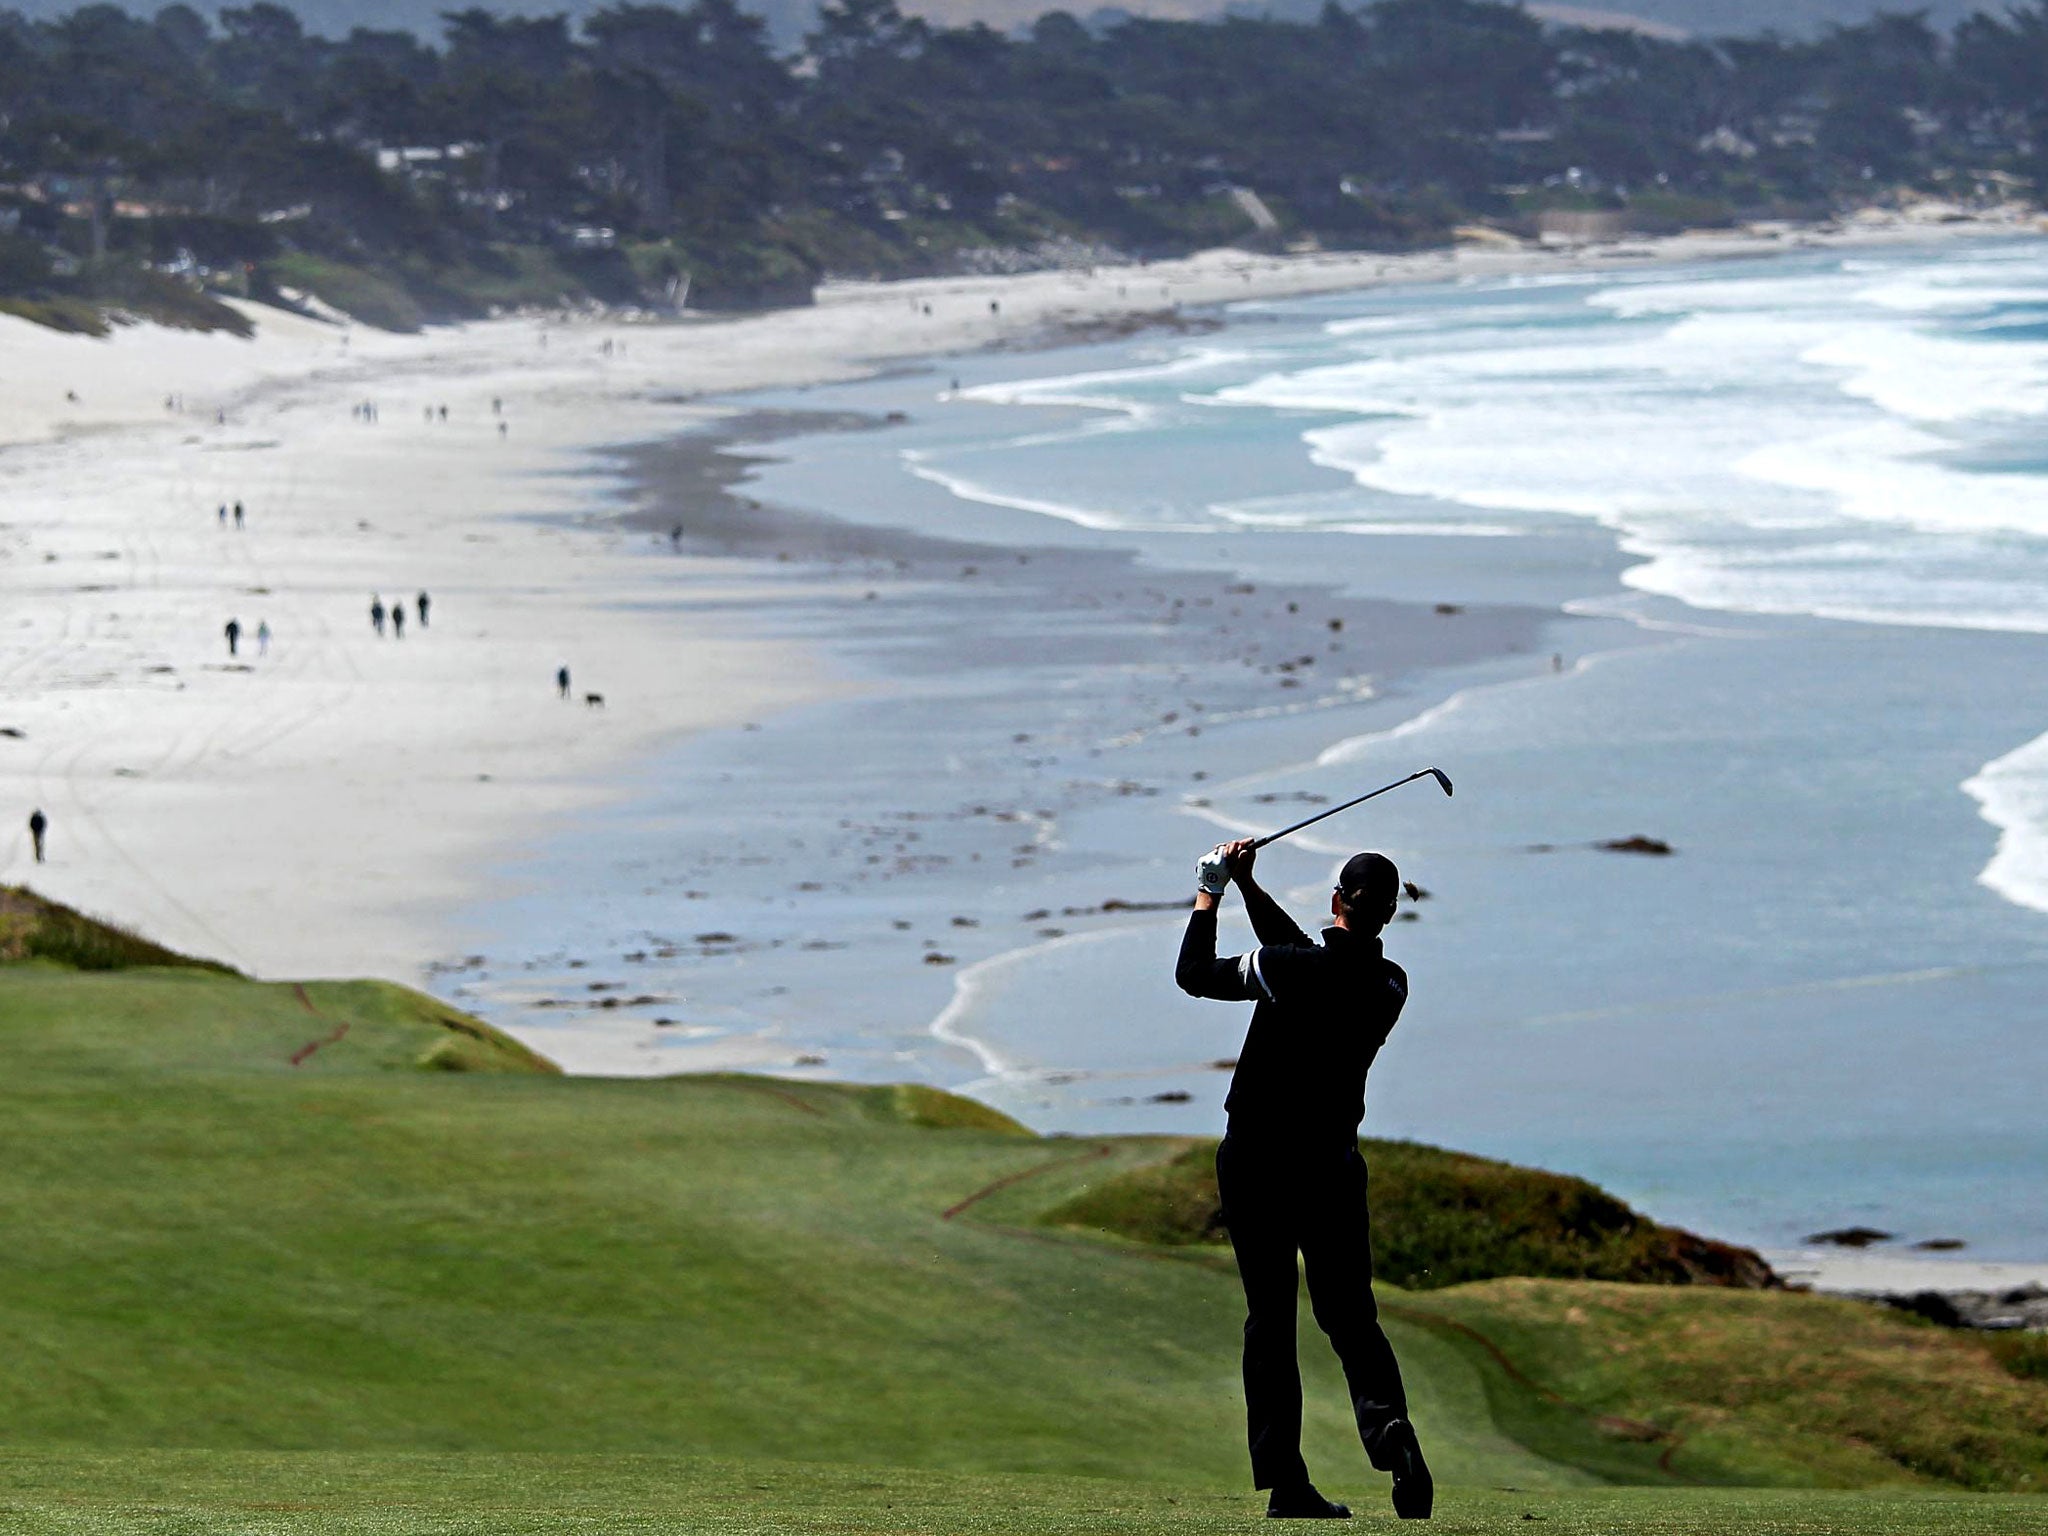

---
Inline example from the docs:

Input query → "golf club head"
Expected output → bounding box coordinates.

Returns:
[1426,767,1453,797]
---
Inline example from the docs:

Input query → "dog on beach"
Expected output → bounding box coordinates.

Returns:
[584,693,605,709]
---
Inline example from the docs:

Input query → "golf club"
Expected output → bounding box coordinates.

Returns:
[1248,767,1453,851]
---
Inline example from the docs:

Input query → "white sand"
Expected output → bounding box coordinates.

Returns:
[1764,1248,2048,1296]
[2,215,2031,986]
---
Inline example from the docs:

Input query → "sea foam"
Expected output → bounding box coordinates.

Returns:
[1965,732,2048,916]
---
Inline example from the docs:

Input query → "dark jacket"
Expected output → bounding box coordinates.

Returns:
[1176,883,1407,1150]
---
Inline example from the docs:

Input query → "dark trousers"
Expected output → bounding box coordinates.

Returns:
[1216,1133,1409,1490]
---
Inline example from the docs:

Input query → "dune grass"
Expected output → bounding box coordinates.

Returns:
[0,886,234,973]
[1,922,2044,1530]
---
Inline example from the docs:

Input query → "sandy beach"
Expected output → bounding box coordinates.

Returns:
[0,226,1843,977]
[7,214,2032,980]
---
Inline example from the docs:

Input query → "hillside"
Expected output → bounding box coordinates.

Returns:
[1,1,1993,46]
[2,888,2045,1528]
[1041,1138,1778,1290]
[5,1,2042,332]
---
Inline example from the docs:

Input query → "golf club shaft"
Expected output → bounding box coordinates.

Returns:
[1248,768,1451,850]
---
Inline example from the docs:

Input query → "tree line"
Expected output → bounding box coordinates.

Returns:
[1,0,2043,323]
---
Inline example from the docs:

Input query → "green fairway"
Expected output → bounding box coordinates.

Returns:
[2,1450,2046,1534]
[2,901,2044,1532]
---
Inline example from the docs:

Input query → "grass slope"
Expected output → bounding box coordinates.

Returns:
[1040,1139,1774,1289]
[2,905,2044,1529]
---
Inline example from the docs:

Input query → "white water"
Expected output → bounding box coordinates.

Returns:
[909,237,2048,922]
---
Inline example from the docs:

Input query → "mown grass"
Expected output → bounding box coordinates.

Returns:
[2,912,2044,1530]
[1,1450,2046,1535]
[1040,1138,1772,1289]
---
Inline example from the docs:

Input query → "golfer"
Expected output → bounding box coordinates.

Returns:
[1176,838,1431,1520]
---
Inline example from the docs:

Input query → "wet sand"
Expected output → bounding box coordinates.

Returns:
[442,402,1566,1079]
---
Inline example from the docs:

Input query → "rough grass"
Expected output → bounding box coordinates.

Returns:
[1417,1279,2048,1493]
[266,251,425,332]
[1988,1331,2048,1384]
[1,263,250,338]
[0,885,235,973]
[78,260,253,335]
[0,294,110,336]
[1040,1138,1774,1289]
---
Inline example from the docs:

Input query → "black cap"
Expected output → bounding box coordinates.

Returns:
[1337,851,1399,910]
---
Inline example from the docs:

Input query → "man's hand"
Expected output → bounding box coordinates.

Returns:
[1196,838,1261,897]
[1222,838,1257,883]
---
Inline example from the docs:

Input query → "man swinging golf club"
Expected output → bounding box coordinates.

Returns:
[1176,835,1433,1520]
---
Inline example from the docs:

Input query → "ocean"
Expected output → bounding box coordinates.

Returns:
[454,234,2048,1261]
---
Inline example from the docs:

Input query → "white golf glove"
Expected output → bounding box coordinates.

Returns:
[1197,843,1233,895]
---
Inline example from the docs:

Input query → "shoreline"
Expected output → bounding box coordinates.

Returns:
[444,401,1565,1077]
[17,217,1996,977]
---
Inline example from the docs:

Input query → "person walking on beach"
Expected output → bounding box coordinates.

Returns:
[416,591,430,629]
[557,664,571,700]
[224,618,241,657]
[232,500,244,530]
[1176,839,1432,1521]
[370,596,386,637]
[28,809,47,864]
[217,503,227,527]
[390,603,405,639]
[257,620,271,657]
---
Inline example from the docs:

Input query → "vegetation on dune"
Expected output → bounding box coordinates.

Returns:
[261,251,426,332]
[0,884,236,973]
[1,1,2045,331]
[1040,1137,1777,1290]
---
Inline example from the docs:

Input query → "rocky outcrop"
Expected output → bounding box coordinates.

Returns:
[1868,1286,2048,1332]
[1805,1225,1895,1247]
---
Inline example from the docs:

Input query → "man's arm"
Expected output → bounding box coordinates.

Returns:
[1239,879,1311,947]
[1175,896,1263,1001]
[1230,842,1313,948]
[1174,839,1276,1001]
